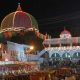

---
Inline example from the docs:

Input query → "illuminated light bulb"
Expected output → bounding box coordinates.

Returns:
[77,46,79,49]
[68,55,70,58]
[30,46,34,50]
[5,58,8,61]
[69,46,72,50]
[77,52,78,57]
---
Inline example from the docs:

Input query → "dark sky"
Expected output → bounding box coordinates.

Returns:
[0,0,80,37]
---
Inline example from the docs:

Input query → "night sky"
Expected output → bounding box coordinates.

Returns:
[0,0,80,37]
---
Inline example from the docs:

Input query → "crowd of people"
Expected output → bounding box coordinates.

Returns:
[0,59,80,80]
[40,59,80,80]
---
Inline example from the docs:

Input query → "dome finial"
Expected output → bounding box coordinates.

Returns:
[17,3,22,11]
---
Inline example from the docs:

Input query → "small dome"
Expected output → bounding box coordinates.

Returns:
[0,3,38,32]
[60,28,71,39]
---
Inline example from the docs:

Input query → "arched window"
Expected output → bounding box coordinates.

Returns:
[73,52,80,58]
[51,53,60,58]
[62,52,71,58]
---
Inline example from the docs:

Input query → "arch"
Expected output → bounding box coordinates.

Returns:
[73,52,80,58]
[51,53,60,58]
[62,52,71,58]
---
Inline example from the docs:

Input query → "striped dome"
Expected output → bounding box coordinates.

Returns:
[1,3,38,32]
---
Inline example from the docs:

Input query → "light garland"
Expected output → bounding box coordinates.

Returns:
[0,61,14,65]
[45,46,80,51]
[0,27,39,33]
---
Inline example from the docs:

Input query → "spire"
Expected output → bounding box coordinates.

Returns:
[17,3,22,11]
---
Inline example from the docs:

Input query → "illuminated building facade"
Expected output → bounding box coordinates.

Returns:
[0,3,80,64]
[43,28,80,61]
[0,3,49,62]
[0,3,49,73]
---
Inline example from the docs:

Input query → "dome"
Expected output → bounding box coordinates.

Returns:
[0,3,38,32]
[60,28,71,39]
